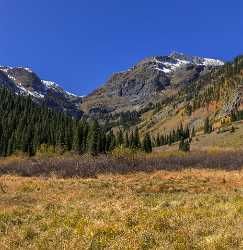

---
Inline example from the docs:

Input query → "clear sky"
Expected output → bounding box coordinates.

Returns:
[0,0,242,95]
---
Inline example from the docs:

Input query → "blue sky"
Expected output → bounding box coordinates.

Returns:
[0,0,242,95]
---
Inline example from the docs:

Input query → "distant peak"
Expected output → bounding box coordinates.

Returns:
[169,51,186,57]
[168,51,224,66]
[169,51,192,61]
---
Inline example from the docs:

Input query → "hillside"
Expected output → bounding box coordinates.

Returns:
[80,53,243,141]
[154,120,243,152]
[1,52,243,140]
[0,66,83,118]
[1,53,243,155]
[81,52,224,117]
[0,87,140,157]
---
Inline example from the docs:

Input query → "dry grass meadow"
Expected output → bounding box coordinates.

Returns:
[0,154,243,249]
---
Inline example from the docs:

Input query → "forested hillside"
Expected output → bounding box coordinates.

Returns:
[0,87,76,156]
[1,55,243,157]
[79,53,243,138]
[0,88,152,157]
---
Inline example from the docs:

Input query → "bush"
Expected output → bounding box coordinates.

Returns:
[110,145,139,160]
[36,144,66,158]
[1,150,243,178]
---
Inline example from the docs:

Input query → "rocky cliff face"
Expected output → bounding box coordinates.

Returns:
[0,66,83,118]
[81,52,224,115]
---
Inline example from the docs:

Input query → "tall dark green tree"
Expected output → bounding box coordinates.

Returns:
[179,139,190,152]
[133,127,141,148]
[125,132,129,148]
[88,120,100,156]
[204,117,212,134]
[117,129,124,146]
[142,133,152,153]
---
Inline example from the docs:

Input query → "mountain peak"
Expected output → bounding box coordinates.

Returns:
[168,51,224,66]
[0,66,83,118]
[169,51,190,61]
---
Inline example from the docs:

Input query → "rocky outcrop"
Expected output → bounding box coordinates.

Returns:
[81,52,224,115]
[0,66,83,118]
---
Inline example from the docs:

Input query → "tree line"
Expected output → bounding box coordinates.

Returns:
[0,87,152,157]
[155,123,193,147]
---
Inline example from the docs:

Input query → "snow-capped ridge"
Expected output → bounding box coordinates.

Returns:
[150,52,224,74]
[202,58,224,66]
[0,66,83,100]
[169,51,224,66]
[41,80,59,89]
[41,80,83,98]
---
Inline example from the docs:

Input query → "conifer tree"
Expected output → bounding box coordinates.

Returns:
[88,120,100,156]
[133,127,141,148]
[129,131,134,148]
[117,129,124,146]
[125,132,129,148]
[143,133,152,153]
[156,134,161,147]
[108,130,116,151]
[179,139,190,152]
[191,127,196,137]
[204,117,212,134]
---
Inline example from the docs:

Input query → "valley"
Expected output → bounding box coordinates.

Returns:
[1,1,242,249]
[0,168,242,249]
[1,52,243,249]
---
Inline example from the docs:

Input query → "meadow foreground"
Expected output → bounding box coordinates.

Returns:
[0,168,243,249]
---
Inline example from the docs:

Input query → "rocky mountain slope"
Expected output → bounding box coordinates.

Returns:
[2,52,243,138]
[81,52,243,137]
[81,52,224,117]
[0,66,83,118]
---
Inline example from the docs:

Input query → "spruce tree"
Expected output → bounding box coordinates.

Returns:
[117,129,124,146]
[179,139,190,152]
[133,127,141,148]
[125,132,129,148]
[204,117,212,134]
[143,133,152,153]
[88,120,100,156]
[191,127,196,137]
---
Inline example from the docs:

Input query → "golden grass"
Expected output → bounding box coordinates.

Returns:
[0,169,243,249]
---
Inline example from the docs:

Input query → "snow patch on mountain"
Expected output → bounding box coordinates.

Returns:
[202,58,224,66]
[41,80,83,98]
[152,53,224,74]
[65,91,80,97]
[41,80,59,89]
[16,85,45,98]
[152,57,190,73]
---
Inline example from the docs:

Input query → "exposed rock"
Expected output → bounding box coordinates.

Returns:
[81,52,224,116]
[0,66,83,118]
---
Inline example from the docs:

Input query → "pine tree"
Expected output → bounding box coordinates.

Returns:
[133,127,141,148]
[88,120,100,156]
[191,127,196,137]
[117,129,124,146]
[179,139,190,152]
[129,131,134,148]
[168,132,173,145]
[109,130,116,151]
[73,122,84,153]
[125,132,129,148]
[7,133,15,156]
[156,134,161,147]
[143,133,152,153]
[204,117,212,134]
